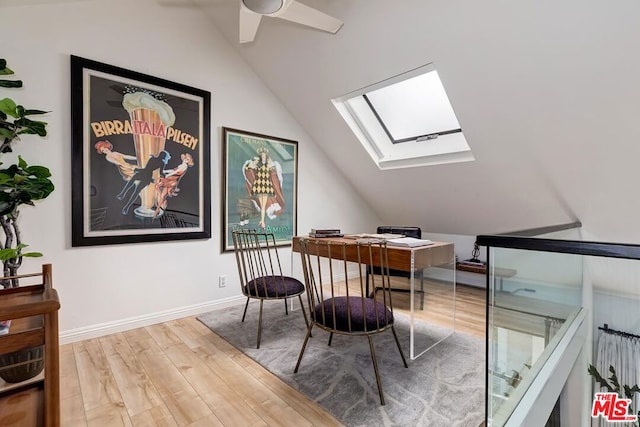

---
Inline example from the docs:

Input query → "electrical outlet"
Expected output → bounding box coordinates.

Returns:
[219,275,227,288]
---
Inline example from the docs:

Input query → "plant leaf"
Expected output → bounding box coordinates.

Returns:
[14,117,47,137]
[0,244,42,261]
[588,364,616,392]
[0,80,22,88]
[0,248,18,261]
[22,252,43,258]
[609,365,622,393]
[624,384,640,400]
[24,165,51,178]
[22,109,48,116]
[0,59,13,75]
[0,201,13,217]
[0,98,18,118]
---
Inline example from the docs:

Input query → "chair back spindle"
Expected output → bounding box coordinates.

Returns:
[233,230,291,300]
[295,237,408,405]
[232,229,308,348]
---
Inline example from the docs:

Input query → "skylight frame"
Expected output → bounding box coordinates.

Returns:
[362,93,463,144]
[332,63,474,170]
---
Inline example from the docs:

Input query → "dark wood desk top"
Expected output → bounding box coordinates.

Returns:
[292,236,454,271]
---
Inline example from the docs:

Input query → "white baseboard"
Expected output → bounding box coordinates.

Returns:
[59,296,246,345]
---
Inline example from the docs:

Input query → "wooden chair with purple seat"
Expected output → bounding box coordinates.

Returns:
[232,229,309,349]
[294,238,408,405]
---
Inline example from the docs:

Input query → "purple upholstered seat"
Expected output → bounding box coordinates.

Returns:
[245,276,305,298]
[313,296,393,332]
[294,238,408,405]
[232,229,309,349]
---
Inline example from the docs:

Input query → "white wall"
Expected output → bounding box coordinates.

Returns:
[423,232,480,262]
[2,0,379,340]
[559,347,590,427]
[593,290,640,336]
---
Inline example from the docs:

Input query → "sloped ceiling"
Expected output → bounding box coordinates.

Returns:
[6,0,639,241]
[187,0,640,242]
[191,0,640,242]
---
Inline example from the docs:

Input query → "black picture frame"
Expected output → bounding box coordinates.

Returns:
[221,127,298,252]
[71,55,211,246]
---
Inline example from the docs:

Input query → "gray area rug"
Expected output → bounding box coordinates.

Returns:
[198,301,485,427]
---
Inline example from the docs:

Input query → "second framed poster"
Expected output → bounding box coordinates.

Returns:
[222,127,298,252]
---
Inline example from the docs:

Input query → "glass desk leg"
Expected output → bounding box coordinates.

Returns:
[409,254,457,360]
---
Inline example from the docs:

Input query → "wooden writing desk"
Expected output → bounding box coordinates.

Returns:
[291,236,456,359]
[292,237,454,272]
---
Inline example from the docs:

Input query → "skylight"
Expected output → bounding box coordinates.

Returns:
[332,63,473,170]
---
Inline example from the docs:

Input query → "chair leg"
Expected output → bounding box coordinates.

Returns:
[241,297,250,322]
[256,299,264,349]
[284,298,289,315]
[391,326,408,368]
[297,295,312,338]
[294,324,314,373]
[367,336,385,405]
[298,295,310,329]
[327,332,333,346]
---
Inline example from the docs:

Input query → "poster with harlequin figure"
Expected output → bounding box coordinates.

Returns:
[222,127,298,252]
[71,55,211,246]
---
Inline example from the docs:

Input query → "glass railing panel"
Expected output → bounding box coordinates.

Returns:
[479,226,640,426]
[487,246,583,425]
[492,247,582,308]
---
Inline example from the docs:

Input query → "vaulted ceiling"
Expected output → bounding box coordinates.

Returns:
[6,0,640,242]
[190,0,640,242]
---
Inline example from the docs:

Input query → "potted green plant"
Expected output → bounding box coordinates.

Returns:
[0,58,54,382]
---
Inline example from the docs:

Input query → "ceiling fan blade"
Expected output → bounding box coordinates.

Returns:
[239,7,263,43]
[277,0,343,34]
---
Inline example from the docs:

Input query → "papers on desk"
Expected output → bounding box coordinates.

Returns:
[344,233,406,240]
[385,237,434,248]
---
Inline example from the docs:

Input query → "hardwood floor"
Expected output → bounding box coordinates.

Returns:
[59,282,485,426]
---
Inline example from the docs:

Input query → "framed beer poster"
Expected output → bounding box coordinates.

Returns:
[221,127,298,252]
[71,55,211,246]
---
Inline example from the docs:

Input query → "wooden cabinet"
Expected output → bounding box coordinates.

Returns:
[0,264,60,427]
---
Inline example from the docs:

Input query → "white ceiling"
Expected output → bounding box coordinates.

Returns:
[190,0,640,241]
[6,0,640,242]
